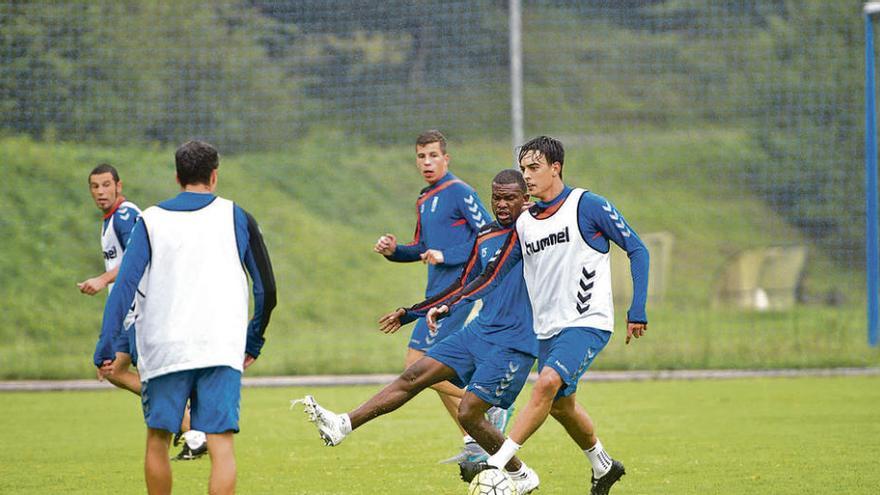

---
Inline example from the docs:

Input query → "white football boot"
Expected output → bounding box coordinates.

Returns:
[291,395,347,446]
[509,464,540,494]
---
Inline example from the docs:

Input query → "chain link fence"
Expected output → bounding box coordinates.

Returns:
[1,0,875,376]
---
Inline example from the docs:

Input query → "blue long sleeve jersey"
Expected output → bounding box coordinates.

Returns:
[93,192,277,366]
[104,199,139,252]
[399,221,538,357]
[442,186,649,324]
[386,173,491,298]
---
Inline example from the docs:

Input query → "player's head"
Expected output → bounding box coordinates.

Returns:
[175,140,219,191]
[518,135,564,200]
[415,129,450,185]
[88,163,122,213]
[491,169,529,226]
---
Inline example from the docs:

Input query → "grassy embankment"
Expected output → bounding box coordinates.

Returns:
[0,131,875,379]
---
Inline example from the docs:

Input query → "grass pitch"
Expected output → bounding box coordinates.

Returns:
[1,375,878,494]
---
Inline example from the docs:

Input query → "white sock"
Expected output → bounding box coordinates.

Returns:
[585,439,613,478]
[340,414,352,435]
[183,430,206,449]
[463,435,476,444]
[487,438,520,469]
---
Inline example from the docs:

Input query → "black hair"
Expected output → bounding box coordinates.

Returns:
[492,168,527,193]
[175,140,219,187]
[89,163,119,183]
[518,135,565,179]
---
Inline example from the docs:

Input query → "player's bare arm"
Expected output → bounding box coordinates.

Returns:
[77,266,119,295]
[373,233,397,256]
[625,322,647,345]
[96,359,114,381]
[378,308,406,334]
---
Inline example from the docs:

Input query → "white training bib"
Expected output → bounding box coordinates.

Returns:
[517,188,614,339]
[136,197,249,380]
[101,200,141,293]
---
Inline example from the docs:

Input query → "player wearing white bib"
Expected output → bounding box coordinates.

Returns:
[81,164,207,461]
[430,136,649,495]
[79,164,143,394]
[95,140,277,494]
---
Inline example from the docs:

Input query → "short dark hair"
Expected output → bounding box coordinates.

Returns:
[416,129,447,154]
[89,163,119,184]
[175,140,219,187]
[492,169,527,193]
[518,135,565,179]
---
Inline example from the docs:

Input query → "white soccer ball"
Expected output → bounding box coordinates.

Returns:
[467,468,518,495]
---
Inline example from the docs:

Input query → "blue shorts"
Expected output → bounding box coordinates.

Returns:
[537,327,611,399]
[426,323,534,409]
[112,324,138,366]
[409,300,475,351]
[141,366,241,434]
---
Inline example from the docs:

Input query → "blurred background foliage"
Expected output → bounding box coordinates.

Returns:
[0,0,876,377]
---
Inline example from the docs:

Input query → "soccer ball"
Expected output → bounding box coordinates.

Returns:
[467,468,518,495]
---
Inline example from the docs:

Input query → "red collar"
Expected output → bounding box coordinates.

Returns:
[103,196,126,220]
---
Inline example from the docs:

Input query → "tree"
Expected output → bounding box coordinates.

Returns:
[0,0,304,152]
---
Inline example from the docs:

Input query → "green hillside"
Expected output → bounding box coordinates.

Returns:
[0,132,874,379]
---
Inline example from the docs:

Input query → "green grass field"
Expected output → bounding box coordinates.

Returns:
[2,375,878,494]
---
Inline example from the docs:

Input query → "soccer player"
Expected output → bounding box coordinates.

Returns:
[79,164,143,394]
[81,164,207,461]
[296,169,540,494]
[373,130,508,462]
[429,136,649,495]
[94,140,276,495]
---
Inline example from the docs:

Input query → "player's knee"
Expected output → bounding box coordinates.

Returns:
[206,433,235,456]
[146,428,172,448]
[534,373,563,399]
[397,366,424,392]
[456,400,482,428]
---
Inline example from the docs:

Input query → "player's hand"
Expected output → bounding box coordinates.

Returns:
[243,354,256,370]
[420,249,444,265]
[625,322,647,345]
[96,359,114,381]
[378,308,406,334]
[426,305,449,332]
[374,234,397,256]
[77,277,106,295]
